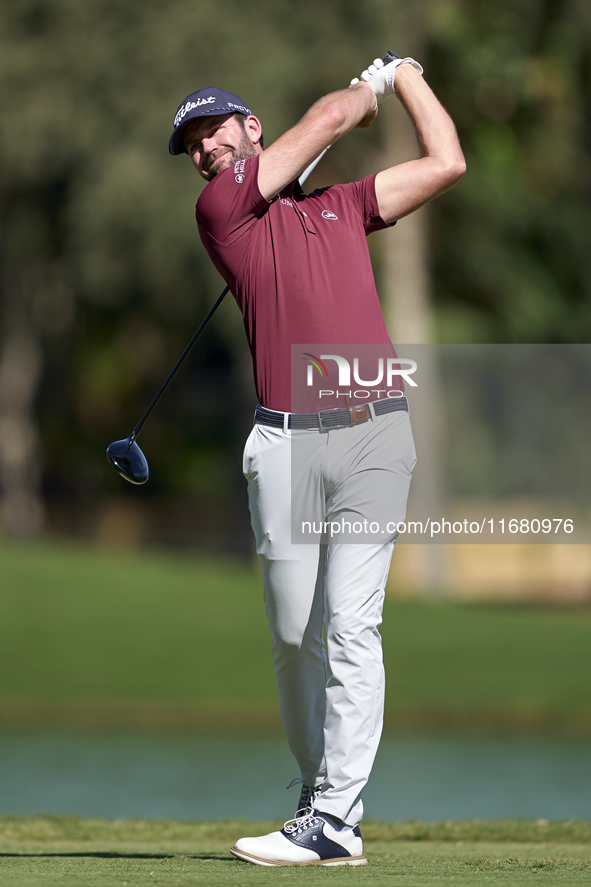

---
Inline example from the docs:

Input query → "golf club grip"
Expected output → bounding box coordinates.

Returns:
[299,149,328,186]
[131,285,230,438]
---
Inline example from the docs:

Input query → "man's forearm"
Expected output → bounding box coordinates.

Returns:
[303,81,378,136]
[392,65,464,171]
[257,82,377,201]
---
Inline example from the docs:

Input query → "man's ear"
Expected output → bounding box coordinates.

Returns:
[244,115,263,148]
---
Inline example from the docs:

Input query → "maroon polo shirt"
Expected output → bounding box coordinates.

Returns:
[196,154,394,412]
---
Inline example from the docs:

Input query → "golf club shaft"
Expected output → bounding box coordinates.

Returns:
[298,146,330,186]
[131,284,229,439]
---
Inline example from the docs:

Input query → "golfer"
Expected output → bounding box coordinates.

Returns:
[169,54,465,866]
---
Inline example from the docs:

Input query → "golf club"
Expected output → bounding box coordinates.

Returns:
[107,52,397,484]
[106,284,228,484]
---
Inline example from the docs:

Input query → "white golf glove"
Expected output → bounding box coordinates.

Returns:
[350,56,423,102]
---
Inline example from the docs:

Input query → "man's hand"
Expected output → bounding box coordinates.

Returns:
[351,56,424,103]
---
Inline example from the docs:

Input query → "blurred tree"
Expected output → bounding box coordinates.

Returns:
[425,0,591,343]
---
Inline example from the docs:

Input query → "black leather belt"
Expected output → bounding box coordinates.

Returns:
[255,397,408,431]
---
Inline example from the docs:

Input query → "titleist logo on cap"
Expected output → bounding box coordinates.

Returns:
[173,97,251,129]
[174,96,216,128]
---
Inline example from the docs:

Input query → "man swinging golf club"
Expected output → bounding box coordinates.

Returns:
[169,53,465,866]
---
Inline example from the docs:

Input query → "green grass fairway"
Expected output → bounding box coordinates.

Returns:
[0,817,589,885]
[1,538,591,731]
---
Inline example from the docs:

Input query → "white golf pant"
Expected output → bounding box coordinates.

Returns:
[242,408,416,825]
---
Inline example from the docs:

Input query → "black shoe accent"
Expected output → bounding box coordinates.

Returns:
[296,784,319,814]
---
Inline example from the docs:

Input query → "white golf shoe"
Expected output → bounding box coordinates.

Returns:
[230,810,367,867]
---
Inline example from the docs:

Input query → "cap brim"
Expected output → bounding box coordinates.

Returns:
[169,120,192,155]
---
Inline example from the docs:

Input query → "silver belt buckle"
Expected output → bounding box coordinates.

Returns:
[317,407,339,432]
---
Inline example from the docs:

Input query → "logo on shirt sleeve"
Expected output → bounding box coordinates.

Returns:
[321,210,338,221]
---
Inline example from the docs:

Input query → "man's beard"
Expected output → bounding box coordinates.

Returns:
[206,131,258,179]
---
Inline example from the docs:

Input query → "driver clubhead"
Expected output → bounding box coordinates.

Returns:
[106,437,149,485]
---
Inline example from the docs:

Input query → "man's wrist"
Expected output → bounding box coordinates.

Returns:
[389,63,424,105]
[392,62,421,87]
[348,80,378,117]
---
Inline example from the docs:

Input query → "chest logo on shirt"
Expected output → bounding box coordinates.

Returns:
[234,160,246,183]
[321,210,338,221]
[235,174,244,183]
[280,198,293,207]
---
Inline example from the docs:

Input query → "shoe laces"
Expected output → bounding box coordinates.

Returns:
[283,809,322,834]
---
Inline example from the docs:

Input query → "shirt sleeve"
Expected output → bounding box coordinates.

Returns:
[196,154,270,245]
[346,173,394,235]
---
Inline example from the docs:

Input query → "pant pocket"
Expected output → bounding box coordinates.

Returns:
[242,425,257,479]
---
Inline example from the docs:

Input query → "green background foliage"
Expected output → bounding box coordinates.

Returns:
[1,0,590,533]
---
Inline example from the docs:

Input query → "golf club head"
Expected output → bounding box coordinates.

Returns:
[106,437,149,485]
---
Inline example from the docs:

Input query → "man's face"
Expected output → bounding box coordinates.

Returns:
[183,113,260,181]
